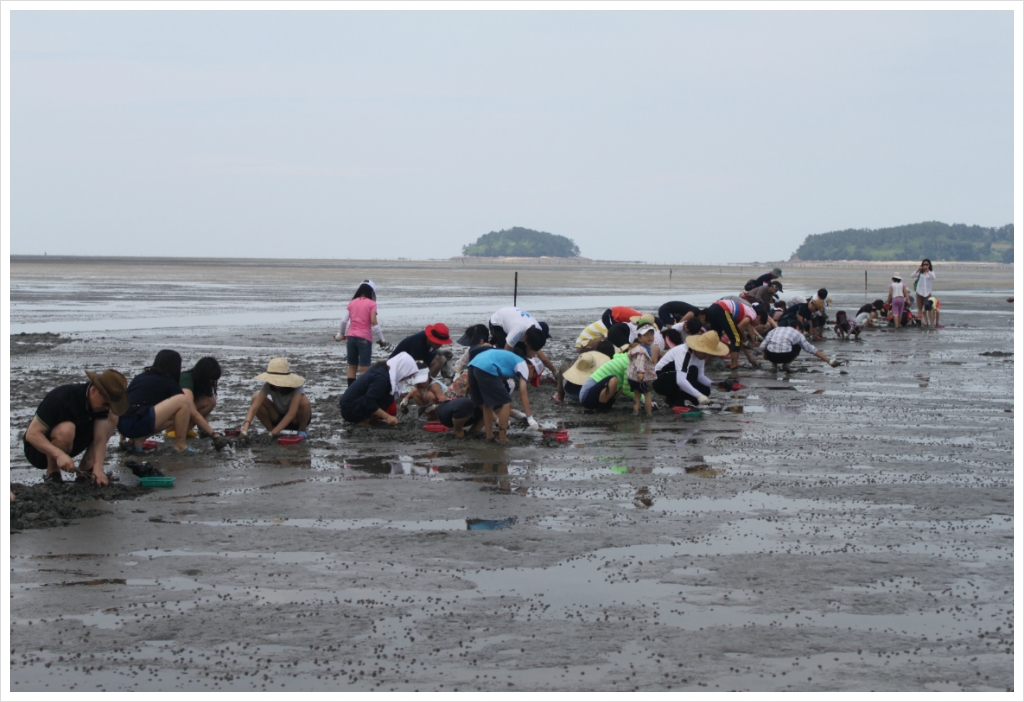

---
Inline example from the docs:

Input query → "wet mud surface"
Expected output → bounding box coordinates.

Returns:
[7,260,1016,692]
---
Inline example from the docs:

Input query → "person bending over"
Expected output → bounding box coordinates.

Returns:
[118,350,194,453]
[488,306,557,377]
[24,368,128,486]
[578,350,635,412]
[759,326,839,372]
[242,358,312,438]
[176,356,223,439]
[339,352,426,426]
[466,347,539,443]
[390,323,452,378]
[653,330,730,407]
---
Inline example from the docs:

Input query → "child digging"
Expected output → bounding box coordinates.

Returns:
[628,325,657,417]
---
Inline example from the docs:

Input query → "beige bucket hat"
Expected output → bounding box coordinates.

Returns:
[254,357,305,388]
[685,331,730,357]
[563,351,611,385]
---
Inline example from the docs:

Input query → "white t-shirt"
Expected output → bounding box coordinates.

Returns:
[913,270,935,297]
[855,311,870,326]
[490,307,541,346]
[655,345,709,397]
[890,281,906,299]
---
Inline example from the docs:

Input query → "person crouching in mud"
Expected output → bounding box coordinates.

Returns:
[653,328,729,408]
[488,306,558,377]
[24,368,129,486]
[242,358,312,438]
[466,347,540,443]
[118,350,196,454]
[339,352,428,426]
[759,326,840,372]
[555,340,616,403]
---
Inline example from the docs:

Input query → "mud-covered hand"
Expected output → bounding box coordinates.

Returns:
[92,466,109,487]
[377,339,391,351]
[385,414,399,426]
[828,358,841,368]
[212,434,230,451]
[334,333,346,342]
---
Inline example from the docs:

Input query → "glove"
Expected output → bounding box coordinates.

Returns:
[399,398,410,415]
[333,333,345,342]
[377,339,392,351]
[828,358,840,368]
[526,415,539,429]
[696,394,710,405]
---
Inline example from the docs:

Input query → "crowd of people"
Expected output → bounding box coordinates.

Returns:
[20,262,945,487]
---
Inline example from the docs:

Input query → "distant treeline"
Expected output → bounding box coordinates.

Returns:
[462,227,581,258]
[792,222,1014,263]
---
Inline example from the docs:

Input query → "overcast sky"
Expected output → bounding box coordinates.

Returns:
[8,9,1015,263]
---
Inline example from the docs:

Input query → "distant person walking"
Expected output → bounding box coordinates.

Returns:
[912,260,936,327]
[886,274,912,329]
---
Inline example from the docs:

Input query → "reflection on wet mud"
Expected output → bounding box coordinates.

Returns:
[466,517,517,531]
[43,578,127,587]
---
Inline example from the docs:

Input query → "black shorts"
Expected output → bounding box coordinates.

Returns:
[562,379,582,402]
[627,379,651,394]
[580,376,616,411]
[437,398,480,427]
[22,431,92,470]
[469,367,513,409]
[764,347,801,365]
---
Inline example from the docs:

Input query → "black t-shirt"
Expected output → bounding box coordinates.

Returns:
[753,272,775,287]
[340,364,393,410]
[33,383,109,441]
[126,372,183,408]
[658,301,701,320]
[390,331,436,365]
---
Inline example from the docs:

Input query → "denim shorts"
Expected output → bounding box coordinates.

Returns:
[347,336,373,366]
[117,406,157,439]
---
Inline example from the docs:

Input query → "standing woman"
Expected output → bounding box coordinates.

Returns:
[886,274,912,329]
[335,280,386,385]
[912,259,936,327]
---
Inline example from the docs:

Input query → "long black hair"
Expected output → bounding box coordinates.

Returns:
[145,349,182,383]
[189,356,222,398]
[352,283,376,301]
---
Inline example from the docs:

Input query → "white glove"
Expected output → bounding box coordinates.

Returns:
[333,333,344,342]
[828,358,840,368]
[526,415,539,429]
[371,323,385,342]
[696,394,710,405]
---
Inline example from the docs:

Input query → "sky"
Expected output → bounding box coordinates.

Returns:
[6,8,1017,263]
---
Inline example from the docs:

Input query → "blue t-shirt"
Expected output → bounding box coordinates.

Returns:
[467,349,530,380]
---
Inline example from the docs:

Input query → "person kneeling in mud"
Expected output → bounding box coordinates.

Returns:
[555,340,616,403]
[339,352,427,426]
[578,347,635,412]
[242,358,312,438]
[24,368,129,486]
[174,356,223,440]
[466,347,540,443]
[653,326,728,408]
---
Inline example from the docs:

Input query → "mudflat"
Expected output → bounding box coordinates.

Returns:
[7,258,1015,692]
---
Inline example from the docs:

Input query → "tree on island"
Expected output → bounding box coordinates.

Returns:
[792,221,1013,263]
[462,227,581,258]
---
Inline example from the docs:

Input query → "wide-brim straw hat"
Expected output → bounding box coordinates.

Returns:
[629,313,656,327]
[563,351,611,385]
[85,369,129,415]
[255,357,305,388]
[892,273,902,280]
[685,331,730,357]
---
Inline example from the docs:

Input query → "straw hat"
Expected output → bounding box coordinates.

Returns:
[563,351,611,385]
[85,369,129,415]
[685,331,730,357]
[255,358,305,388]
[892,273,902,281]
[629,313,656,327]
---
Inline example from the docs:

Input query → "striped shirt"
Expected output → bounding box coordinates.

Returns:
[575,320,608,348]
[759,326,818,355]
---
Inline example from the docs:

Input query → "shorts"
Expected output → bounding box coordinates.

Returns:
[763,347,801,365]
[23,429,92,472]
[469,367,513,409]
[437,398,480,427]
[117,406,157,439]
[580,375,616,411]
[891,297,905,318]
[628,379,651,395]
[562,379,582,402]
[346,336,373,367]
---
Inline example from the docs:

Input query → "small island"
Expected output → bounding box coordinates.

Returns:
[792,221,1013,262]
[462,227,581,258]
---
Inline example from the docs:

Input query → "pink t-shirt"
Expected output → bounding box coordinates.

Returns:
[346,297,377,341]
